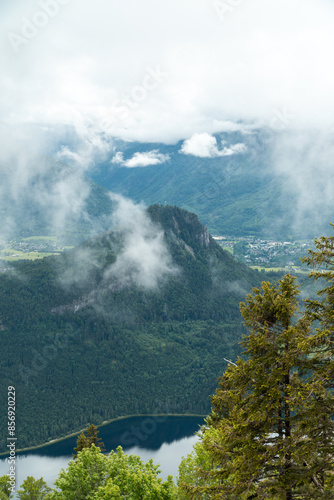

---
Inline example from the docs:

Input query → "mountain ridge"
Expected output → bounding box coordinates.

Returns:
[88,133,334,239]
[0,205,260,452]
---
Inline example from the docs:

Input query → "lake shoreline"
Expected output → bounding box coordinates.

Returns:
[0,413,206,457]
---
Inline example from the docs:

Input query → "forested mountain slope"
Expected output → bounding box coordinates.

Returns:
[89,134,334,239]
[0,205,260,452]
[90,136,281,237]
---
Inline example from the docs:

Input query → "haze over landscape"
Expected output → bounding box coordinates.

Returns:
[1,0,334,241]
[1,0,334,497]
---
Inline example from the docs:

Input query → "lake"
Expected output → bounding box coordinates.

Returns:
[0,415,204,496]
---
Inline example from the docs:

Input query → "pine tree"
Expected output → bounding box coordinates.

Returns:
[302,226,334,328]
[178,275,334,499]
[73,423,106,459]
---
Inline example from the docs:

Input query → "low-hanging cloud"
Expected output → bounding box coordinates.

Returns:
[111,150,170,168]
[0,123,115,243]
[52,196,178,322]
[180,133,247,158]
[0,0,334,245]
[271,130,334,237]
[54,194,178,314]
[104,196,178,289]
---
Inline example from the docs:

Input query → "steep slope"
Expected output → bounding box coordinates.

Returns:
[0,205,260,452]
[91,136,281,237]
[89,134,334,239]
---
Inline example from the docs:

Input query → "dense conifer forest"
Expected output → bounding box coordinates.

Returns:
[0,205,261,452]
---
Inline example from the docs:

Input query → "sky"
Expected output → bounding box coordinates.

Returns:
[1,0,334,239]
[2,0,334,144]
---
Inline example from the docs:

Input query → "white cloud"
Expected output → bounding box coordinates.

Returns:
[180,133,247,158]
[221,143,247,156]
[58,196,178,293]
[1,0,334,146]
[271,129,334,235]
[111,152,124,164]
[0,124,95,240]
[104,195,178,289]
[1,0,334,240]
[111,150,170,168]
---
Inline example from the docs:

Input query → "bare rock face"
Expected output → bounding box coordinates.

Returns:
[197,225,210,248]
[180,211,210,248]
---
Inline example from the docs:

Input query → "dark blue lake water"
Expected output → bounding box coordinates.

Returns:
[0,415,204,497]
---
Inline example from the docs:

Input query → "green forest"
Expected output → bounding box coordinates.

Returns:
[2,227,334,498]
[0,205,262,452]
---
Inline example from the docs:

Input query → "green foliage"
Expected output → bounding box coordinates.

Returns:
[178,275,334,499]
[51,445,109,499]
[0,476,12,499]
[17,476,51,499]
[49,445,176,499]
[233,239,249,259]
[177,428,221,499]
[94,446,175,500]
[302,225,334,327]
[0,206,260,452]
[73,424,106,458]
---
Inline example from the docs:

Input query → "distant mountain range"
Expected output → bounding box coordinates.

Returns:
[88,132,334,239]
[0,205,260,452]
[4,131,332,244]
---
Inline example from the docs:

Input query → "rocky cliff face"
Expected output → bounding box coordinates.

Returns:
[197,224,210,247]
[149,204,213,250]
[47,204,257,320]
